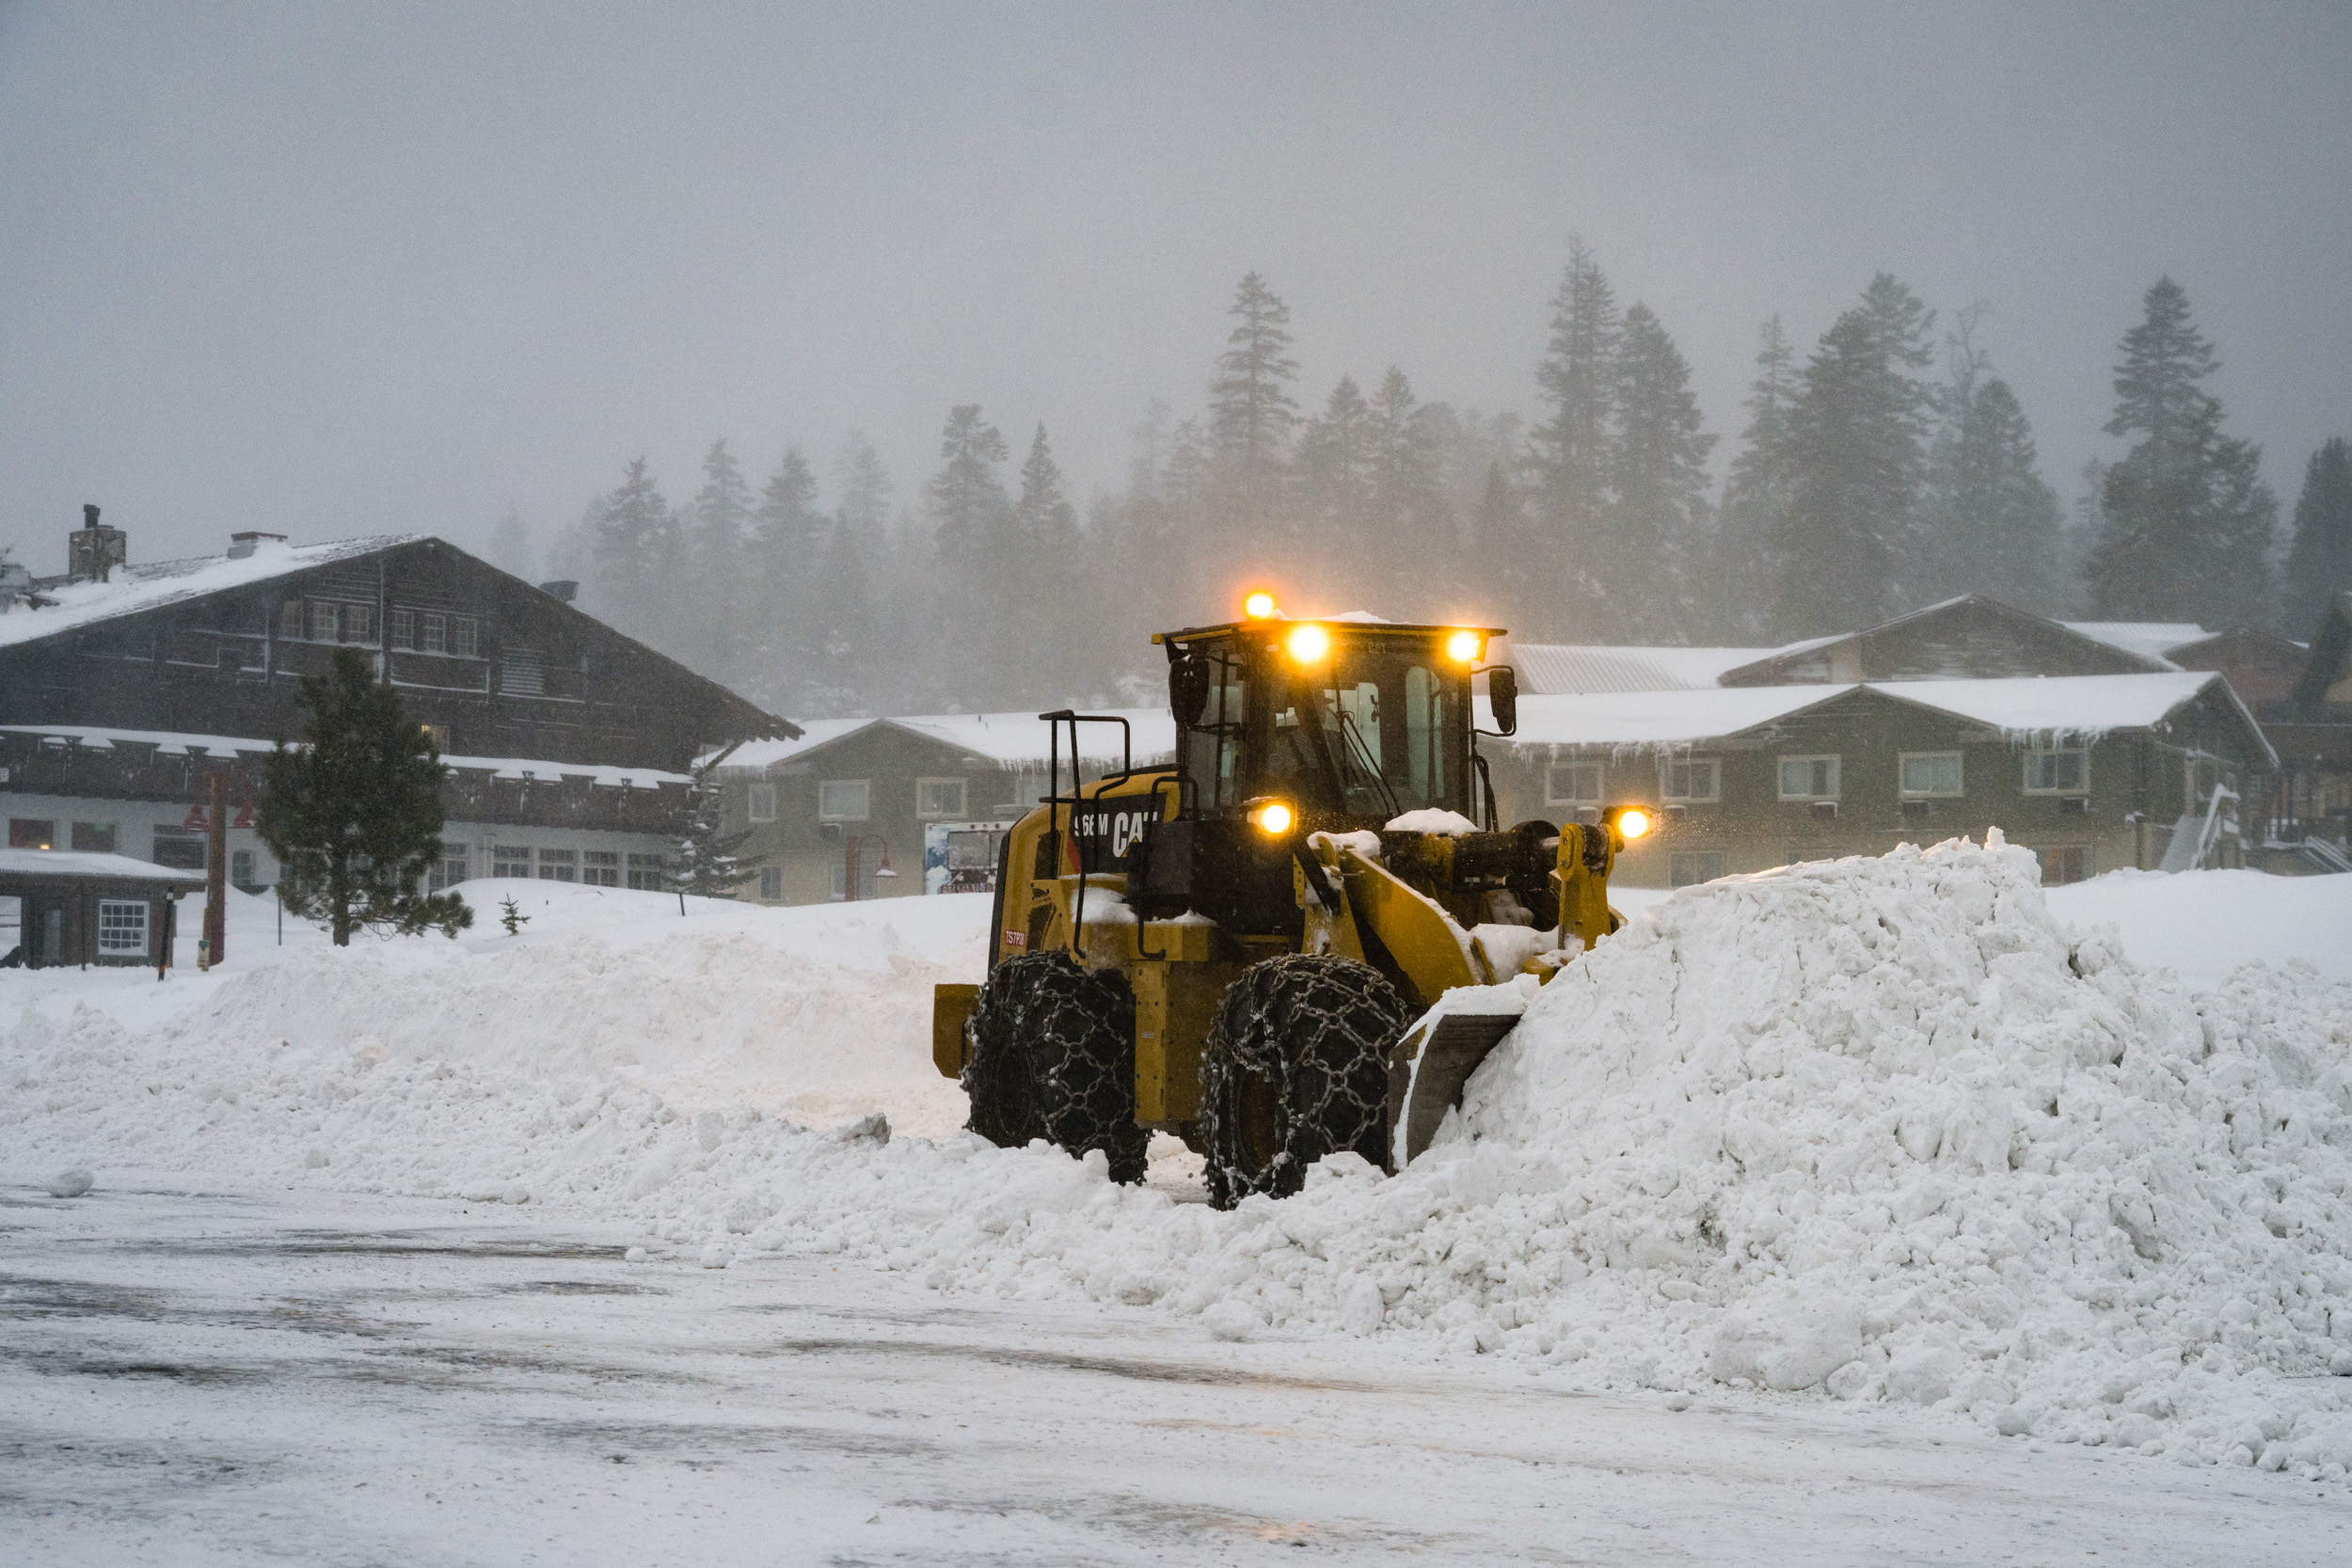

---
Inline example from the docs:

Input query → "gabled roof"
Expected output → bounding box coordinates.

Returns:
[0,723,692,789]
[1506,643,1777,694]
[2061,621,2213,663]
[1716,595,2175,686]
[1489,671,2273,768]
[0,847,209,887]
[0,535,420,652]
[708,708,1178,774]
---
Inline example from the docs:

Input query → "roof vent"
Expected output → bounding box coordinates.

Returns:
[539,579,579,604]
[68,504,127,584]
[228,531,288,560]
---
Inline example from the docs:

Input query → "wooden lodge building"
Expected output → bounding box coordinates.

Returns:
[1,514,793,920]
[1487,596,2284,888]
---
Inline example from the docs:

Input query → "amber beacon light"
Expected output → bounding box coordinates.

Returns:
[1286,623,1331,663]
[1243,590,1278,620]
[1445,628,1484,664]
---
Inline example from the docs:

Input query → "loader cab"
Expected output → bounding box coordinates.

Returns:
[1157,612,1498,832]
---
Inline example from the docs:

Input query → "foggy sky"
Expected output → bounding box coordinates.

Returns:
[4,1,2348,580]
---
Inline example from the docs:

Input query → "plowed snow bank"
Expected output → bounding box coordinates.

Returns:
[8,844,2352,1474]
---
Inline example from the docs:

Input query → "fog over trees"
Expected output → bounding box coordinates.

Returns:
[498,252,2330,719]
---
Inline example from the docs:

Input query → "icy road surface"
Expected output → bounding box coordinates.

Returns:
[6,1182,2347,1566]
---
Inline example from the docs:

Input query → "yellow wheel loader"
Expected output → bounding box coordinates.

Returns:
[930,596,1647,1207]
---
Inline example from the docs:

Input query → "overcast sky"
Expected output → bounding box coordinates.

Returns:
[3,1,2347,577]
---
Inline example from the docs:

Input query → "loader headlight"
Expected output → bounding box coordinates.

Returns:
[1250,800,1295,835]
[1286,623,1330,663]
[1445,628,1484,664]
[1244,590,1278,620]
[1615,808,1652,840]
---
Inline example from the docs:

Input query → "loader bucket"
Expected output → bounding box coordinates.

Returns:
[1384,1001,1526,1171]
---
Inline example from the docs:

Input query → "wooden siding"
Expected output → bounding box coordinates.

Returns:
[1487,686,2267,885]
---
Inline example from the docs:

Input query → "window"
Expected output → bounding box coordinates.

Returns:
[421,613,447,654]
[582,850,620,887]
[430,843,468,891]
[2025,745,2088,794]
[747,783,778,823]
[1778,755,1840,800]
[1545,760,1603,806]
[450,616,478,657]
[71,821,116,853]
[8,817,56,849]
[1899,752,1963,798]
[2039,845,2092,885]
[231,849,259,890]
[1670,850,1727,888]
[627,853,666,891]
[537,847,577,882]
[344,603,373,643]
[819,779,870,821]
[310,601,339,641]
[1662,757,1719,803]
[389,608,415,649]
[419,722,451,753]
[280,599,304,640]
[492,845,532,879]
[152,831,205,870]
[916,778,967,818]
[502,648,545,696]
[96,899,150,957]
[759,866,784,901]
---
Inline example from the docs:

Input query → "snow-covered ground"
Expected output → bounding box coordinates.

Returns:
[8,1183,2347,1565]
[7,848,2352,1559]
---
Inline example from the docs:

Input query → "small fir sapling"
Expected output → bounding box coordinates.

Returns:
[499,896,530,936]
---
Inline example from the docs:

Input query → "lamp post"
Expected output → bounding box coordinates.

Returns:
[842,834,898,902]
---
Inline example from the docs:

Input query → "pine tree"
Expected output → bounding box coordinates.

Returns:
[1709,318,1801,641]
[591,458,674,638]
[2086,277,2278,625]
[256,648,473,946]
[1606,303,1715,640]
[667,754,763,897]
[926,404,1010,706]
[1529,238,1620,622]
[1772,275,1936,636]
[2281,437,2352,637]
[1922,372,2063,612]
[1365,368,1449,616]
[1296,374,1375,588]
[487,508,536,582]
[751,446,825,707]
[803,516,877,717]
[690,438,755,683]
[1009,424,1081,701]
[1208,273,1300,553]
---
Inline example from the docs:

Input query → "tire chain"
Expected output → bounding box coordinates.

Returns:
[1201,954,1412,1209]
[961,952,1148,1183]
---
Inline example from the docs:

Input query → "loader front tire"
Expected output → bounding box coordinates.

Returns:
[1200,955,1411,1210]
[961,952,1148,1183]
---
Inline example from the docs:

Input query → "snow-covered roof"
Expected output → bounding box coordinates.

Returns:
[709,709,1178,774]
[2060,622,2210,664]
[1507,643,1777,694]
[0,534,421,652]
[0,847,208,885]
[1487,672,2262,756]
[0,723,689,789]
[1486,687,1849,748]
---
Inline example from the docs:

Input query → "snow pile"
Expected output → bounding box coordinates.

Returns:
[8,844,2352,1473]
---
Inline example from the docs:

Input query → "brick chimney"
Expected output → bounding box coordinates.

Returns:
[68,504,127,583]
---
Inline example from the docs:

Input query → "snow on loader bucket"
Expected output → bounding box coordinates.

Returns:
[932,595,1648,1207]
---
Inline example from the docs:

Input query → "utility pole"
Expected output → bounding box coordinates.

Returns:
[204,771,228,966]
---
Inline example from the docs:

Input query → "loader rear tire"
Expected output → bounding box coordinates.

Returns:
[1200,955,1411,1210]
[961,952,1148,1183]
